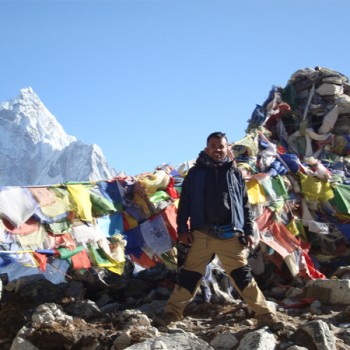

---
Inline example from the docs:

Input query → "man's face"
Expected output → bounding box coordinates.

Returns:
[205,136,228,162]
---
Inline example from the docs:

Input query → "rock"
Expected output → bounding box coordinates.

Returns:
[100,302,122,314]
[210,331,239,349]
[114,332,132,350]
[14,275,63,305]
[137,300,167,317]
[125,279,152,298]
[124,332,213,349]
[300,320,337,350]
[237,327,277,350]
[64,299,102,319]
[64,280,85,298]
[305,279,350,305]
[309,300,322,315]
[285,287,304,299]
[32,303,73,327]
[234,309,246,319]
[10,338,38,350]
[10,326,38,350]
[337,328,350,346]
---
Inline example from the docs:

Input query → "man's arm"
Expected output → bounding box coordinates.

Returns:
[176,173,192,243]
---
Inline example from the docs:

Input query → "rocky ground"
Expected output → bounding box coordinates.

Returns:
[1,262,350,350]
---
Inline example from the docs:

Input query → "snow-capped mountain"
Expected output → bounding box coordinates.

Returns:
[0,87,117,186]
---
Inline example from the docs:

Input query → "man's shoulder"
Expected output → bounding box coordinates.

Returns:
[185,164,207,177]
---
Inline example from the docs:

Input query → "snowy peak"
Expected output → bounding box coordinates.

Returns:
[0,87,75,150]
[17,86,42,108]
[0,88,117,186]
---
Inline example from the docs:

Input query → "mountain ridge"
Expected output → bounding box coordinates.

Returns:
[0,87,117,186]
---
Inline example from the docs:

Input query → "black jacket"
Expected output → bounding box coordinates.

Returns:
[176,152,254,237]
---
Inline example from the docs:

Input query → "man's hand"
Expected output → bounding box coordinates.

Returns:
[176,232,192,268]
[245,235,254,248]
[177,232,193,245]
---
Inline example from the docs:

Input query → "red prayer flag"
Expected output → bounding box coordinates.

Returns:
[71,249,92,270]
[33,251,47,272]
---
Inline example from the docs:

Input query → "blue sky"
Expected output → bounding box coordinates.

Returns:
[1,0,350,176]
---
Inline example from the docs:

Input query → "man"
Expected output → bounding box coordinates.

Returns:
[156,132,283,330]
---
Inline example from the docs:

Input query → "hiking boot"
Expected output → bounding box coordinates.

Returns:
[256,312,285,331]
[153,311,180,327]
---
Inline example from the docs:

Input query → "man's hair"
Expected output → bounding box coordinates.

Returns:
[206,132,227,145]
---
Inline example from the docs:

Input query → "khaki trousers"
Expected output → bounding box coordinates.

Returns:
[165,230,272,318]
